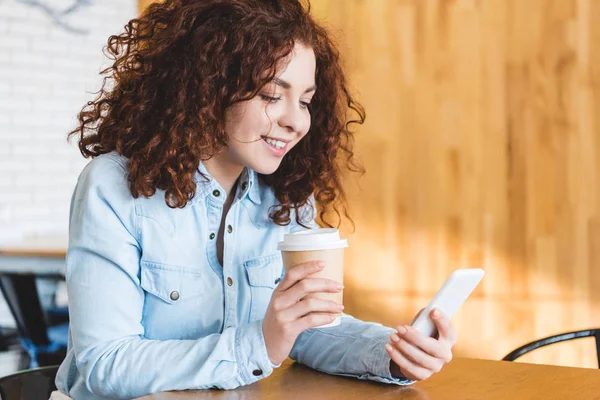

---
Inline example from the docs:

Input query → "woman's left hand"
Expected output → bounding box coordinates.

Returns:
[385,308,456,381]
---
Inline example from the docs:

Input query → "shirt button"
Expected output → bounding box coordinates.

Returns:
[252,369,263,376]
[227,225,233,233]
[227,277,233,286]
[213,189,220,197]
[274,277,281,285]
[170,291,180,301]
[241,182,248,191]
[209,233,215,240]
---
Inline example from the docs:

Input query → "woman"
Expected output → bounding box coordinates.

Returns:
[54,0,456,398]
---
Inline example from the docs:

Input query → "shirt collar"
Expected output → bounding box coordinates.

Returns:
[193,161,261,205]
[239,167,262,205]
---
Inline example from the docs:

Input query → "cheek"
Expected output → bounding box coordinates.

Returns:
[298,114,311,137]
[224,108,244,138]
[288,131,309,152]
[227,109,272,139]
[247,105,274,131]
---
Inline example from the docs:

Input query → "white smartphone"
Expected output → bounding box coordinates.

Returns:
[411,268,485,337]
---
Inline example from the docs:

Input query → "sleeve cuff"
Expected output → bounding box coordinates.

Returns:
[369,338,415,386]
[234,320,275,386]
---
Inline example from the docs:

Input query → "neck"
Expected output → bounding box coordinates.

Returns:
[203,152,245,197]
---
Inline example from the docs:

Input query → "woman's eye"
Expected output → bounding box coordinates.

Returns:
[260,94,281,103]
[300,101,311,109]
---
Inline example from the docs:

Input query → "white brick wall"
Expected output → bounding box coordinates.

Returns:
[0,0,137,246]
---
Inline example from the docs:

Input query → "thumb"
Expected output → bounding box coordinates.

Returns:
[431,308,456,345]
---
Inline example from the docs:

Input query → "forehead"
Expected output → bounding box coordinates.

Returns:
[275,43,316,86]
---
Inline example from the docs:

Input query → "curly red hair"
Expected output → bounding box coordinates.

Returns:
[69,0,365,228]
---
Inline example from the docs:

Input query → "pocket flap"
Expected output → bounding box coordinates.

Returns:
[243,254,283,288]
[140,261,204,304]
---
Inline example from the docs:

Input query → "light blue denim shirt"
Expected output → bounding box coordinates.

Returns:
[55,151,412,399]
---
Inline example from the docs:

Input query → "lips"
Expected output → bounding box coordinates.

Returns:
[261,136,288,157]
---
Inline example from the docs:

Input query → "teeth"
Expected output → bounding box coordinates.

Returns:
[264,138,286,149]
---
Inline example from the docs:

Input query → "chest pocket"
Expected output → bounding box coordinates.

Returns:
[244,253,283,322]
[140,261,205,304]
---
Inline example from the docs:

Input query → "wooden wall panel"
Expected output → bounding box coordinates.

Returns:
[137,1,600,368]
[314,0,600,368]
[139,0,152,12]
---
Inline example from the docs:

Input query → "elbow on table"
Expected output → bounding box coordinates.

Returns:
[76,345,142,399]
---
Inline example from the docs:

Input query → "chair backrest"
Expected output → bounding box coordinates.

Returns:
[0,365,58,400]
[502,328,600,368]
[0,274,51,346]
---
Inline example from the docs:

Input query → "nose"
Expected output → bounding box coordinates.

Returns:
[277,101,308,134]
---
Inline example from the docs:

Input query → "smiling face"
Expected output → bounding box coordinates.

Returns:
[220,42,317,175]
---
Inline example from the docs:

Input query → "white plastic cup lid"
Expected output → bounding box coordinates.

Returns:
[277,228,349,252]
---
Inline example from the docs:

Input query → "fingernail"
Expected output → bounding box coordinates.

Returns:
[337,304,345,310]
[336,284,344,290]
[390,333,400,343]
[432,309,440,318]
[316,261,326,268]
[397,326,407,335]
[385,344,393,351]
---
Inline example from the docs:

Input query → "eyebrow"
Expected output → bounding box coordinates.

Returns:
[273,77,317,93]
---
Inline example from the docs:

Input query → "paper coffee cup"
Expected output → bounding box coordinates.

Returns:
[277,228,348,328]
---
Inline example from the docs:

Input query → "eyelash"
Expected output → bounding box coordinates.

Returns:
[260,94,311,109]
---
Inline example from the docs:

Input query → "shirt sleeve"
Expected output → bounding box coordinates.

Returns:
[289,313,415,385]
[64,157,274,399]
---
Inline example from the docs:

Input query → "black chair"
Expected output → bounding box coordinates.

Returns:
[0,274,68,369]
[0,327,20,351]
[0,365,58,400]
[502,328,600,368]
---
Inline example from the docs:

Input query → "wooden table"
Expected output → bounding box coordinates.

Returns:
[139,357,600,400]
[0,249,66,276]
[0,249,66,258]
[0,247,68,356]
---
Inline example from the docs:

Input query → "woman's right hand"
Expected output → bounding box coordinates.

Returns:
[261,260,344,366]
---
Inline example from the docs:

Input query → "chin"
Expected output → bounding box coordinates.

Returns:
[249,160,282,175]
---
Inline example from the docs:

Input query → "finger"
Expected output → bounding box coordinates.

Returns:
[385,343,432,381]
[283,297,343,321]
[394,325,453,363]
[390,336,444,373]
[294,312,337,333]
[286,278,344,303]
[430,309,457,346]
[277,261,325,292]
